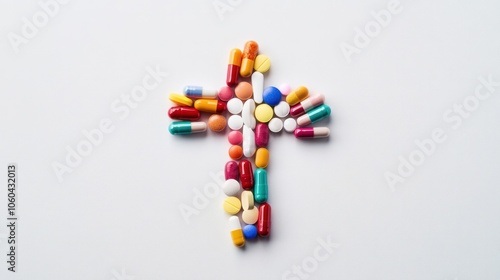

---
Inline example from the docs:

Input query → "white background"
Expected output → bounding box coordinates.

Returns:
[1,0,500,279]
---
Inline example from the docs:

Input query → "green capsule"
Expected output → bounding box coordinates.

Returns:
[168,121,207,135]
[254,168,268,203]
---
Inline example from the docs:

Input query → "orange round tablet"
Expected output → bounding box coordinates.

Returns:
[208,114,227,132]
[235,82,253,100]
[229,145,243,160]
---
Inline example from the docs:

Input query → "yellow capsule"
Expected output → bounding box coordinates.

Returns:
[286,86,309,106]
[229,216,245,247]
[240,41,258,77]
[194,99,226,113]
[255,147,269,168]
[169,93,193,107]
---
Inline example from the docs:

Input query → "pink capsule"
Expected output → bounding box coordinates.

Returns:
[225,161,239,180]
[255,123,269,148]
[294,127,330,139]
[290,94,325,117]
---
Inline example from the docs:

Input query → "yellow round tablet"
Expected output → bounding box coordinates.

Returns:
[169,93,193,106]
[223,196,241,215]
[254,54,271,73]
[254,104,274,123]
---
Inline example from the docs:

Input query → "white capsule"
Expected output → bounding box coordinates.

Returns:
[227,98,243,115]
[268,118,283,133]
[242,100,256,129]
[243,125,256,157]
[283,118,297,133]
[183,86,218,99]
[228,216,245,247]
[252,72,264,104]
[228,115,243,130]
[274,101,290,118]
[223,179,240,196]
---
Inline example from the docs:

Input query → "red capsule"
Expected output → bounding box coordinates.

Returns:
[225,161,239,181]
[255,123,269,148]
[238,159,253,190]
[257,203,271,237]
[167,106,201,121]
[226,48,242,87]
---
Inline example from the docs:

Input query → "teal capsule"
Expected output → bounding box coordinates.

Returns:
[168,121,207,135]
[254,168,268,203]
[297,104,331,126]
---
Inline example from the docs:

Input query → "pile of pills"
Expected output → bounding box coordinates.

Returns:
[168,41,332,247]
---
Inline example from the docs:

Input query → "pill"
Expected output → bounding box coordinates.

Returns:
[228,216,245,247]
[255,123,269,147]
[254,168,268,203]
[242,207,259,224]
[169,93,193,107]
[223,179,240,196]
[241,190,254,210]
[229,145,243,160]
[235,81,253,101]
[262,86,282,106]
[242,125,256,157]
[242,224,258,239]
[240,41,258,77]
[279,83,292,96]
[239,159,254,190]
[257,203,271,237]
[194,99,226,113]
[255,148,269,168]
[228,130,243,145]
[251,72,264,104]
[253,54,271,73]
[218,86,234,102]
[227,98,243,114]
[225,160,239,180]
[228,115,243,130]
[297,104,331,126]
[168,121,207,135]
[226,48,242,87]
[208,114,227,132]
[274,101,290,118]
[168,106,200,121]
[242,100,256,129]
[294,127,330,139]
[283,118,297,133]
[183,86,218,99]
[255,104,274,123]
[223,196,241,215]
[286,86,309,106]
[268,118,283,133]
[290,94,325,117]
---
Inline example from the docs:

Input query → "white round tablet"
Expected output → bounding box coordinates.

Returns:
[283,118,297,133]
[227,98,243,115]
[274,101,290,118]
[228,115,243,130]
[223,179,240,196]
[278,83,292,96]
[268,118,283,133]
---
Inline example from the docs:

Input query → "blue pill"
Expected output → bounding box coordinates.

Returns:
[262,86,282,106]
[242,224,258,239]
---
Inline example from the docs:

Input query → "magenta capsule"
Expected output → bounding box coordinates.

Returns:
[225,161,239,181]
[238,160,253,190]
[294,127,330,139]
[290,94,325,117]
[257,203,271,237]
[255,123,269,148]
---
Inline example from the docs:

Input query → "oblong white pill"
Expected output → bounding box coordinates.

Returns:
[227,98,243,115]
[268,118,283,133]
[223,179,240,196]
[228,115,243,130]
[283,118,297,133]
[251,72,264,104]
[274,101,290,118]
[242,100,256,129]
[243,125,256,157]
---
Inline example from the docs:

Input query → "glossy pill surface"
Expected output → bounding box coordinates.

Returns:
[283,118,297,133]
[290,94,325,117]
[218,86,234,101]
[229,216,245,247]
[242,100,256,129]
[268,118,283,133]
[262,86,282,106]
[225,161,239,180]
[242,125,256,157]
[235,82,253,100]
[194,99,226,113]
[254,54,271,73]
[228,145,243,160]
[227,98,243,114]
[251,72,264,104]
[228,115,243,130]
[242,224,258,239]
[228,131,243,145]
[223,179,240,196]
[240,41,258,77]
[223,196,241,215]
[257,203,271,237]
[279,83,292,96]
[286,86,309,106]
[242,208,259,224]
[255,104,274,123]
[168,106,200,121]
[183,86,218,99]
[169,93,193,107]
[168,121,206,135]
[226,48,242,87]
[294,127,330,138]
[241,190,254,210]
[274,101,290,118]
[297,104,331,126]
[254,168,268,203]
[208,114,226,132]
[239,159,254,190]
[255,123,269,147]
[255,148,269,168]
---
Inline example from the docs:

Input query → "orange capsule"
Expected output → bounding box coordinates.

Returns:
[240,41,258,77]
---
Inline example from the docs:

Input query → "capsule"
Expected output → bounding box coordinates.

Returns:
[294,127,330,139]
[228,216,245,247]
[168,106,201,121]
[194,99,226,113]
[255,123,269,148]
[240,41,258,77]
[286,86,309,106]
[225,161,239,181]
[255,148,269,168]
[168,121,207,135]
[226,48,242,87]
[254,168,268,203]
[257,203,271,237]
[183,86,218,99]
[239,159,254,190]
[290,94,325,117]
[297,104,331,126]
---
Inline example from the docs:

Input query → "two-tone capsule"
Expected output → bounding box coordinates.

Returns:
[228,216,245,247]
[294,127,330,139]
[290,94,325,117]
[183,86,218,99]
[297,104,331,126]
[168,121,207,135]
[226,48,242,87]
[254,168,268,203]
[194,99,226,113]
[240,41,258,77]
[286,86,309,106]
